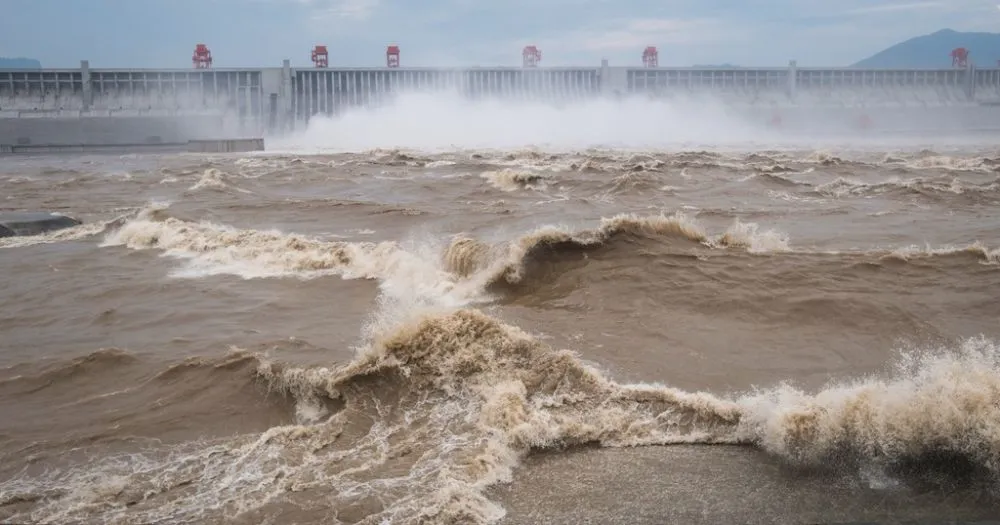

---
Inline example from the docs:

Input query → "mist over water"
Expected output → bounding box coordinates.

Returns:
[271,91,784,152]
[277,92,751,152]
[271,90,1000,154]
[4,88,1000,523]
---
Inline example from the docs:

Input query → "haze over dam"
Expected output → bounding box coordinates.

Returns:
[5,57,1000,147]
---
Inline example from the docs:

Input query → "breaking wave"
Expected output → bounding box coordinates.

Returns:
[479,169,548,192]
[4,307,1000,524]
[443,213,786,290]
[100,204,400,281]
[96,203,998,298]
[99,205,799,292]
[185,168,253,195]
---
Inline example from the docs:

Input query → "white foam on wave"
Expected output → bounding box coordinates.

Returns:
[738,335,1000,472]
[185,168,253,194]
[99,203,500,308]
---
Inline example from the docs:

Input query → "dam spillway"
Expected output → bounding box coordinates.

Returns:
[4,59,1000,147]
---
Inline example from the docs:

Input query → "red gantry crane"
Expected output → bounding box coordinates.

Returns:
[311,45,329,68]
[522,45,541,67]
[642,46,659,67]
[951,47,969,68]
[386,45,400,67]
[192,44,212,69]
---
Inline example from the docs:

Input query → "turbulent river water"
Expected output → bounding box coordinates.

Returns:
[3,98,1000,524]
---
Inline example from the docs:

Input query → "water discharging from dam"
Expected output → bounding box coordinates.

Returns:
[3,61,1000,148]
[270,90,1000,154]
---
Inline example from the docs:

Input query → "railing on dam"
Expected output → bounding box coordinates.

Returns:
[623,66,985,106]
[628,68,790,91]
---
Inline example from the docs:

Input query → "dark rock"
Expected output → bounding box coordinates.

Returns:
[0,211,81,237]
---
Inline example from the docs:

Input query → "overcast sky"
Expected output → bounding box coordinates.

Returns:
[2,0,999,68]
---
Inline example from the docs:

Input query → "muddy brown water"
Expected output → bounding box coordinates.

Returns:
[2,146,1000,524]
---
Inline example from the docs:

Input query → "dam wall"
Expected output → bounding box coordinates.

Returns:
[4,59,1000,146]
[0,60,276,146]
[0,114,233,146]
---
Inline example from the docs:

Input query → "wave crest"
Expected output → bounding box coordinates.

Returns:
[442,213,788,290]
[738,336,1000,476]
[101,205,400,280]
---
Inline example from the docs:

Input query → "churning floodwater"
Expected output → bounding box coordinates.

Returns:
[2,95,1000,524]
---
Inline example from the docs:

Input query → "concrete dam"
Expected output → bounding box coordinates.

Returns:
[4,58,1000,148]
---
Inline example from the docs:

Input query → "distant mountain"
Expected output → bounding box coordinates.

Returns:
[853,29,1000,68]
[0,57,41,69]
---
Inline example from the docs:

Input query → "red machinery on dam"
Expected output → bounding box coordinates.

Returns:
[310,46,329,68]
[192,44,213,69]
[642,47,659,68]
[182,43,979,72]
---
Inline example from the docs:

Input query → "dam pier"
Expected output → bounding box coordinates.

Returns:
[5,47,1000,149]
